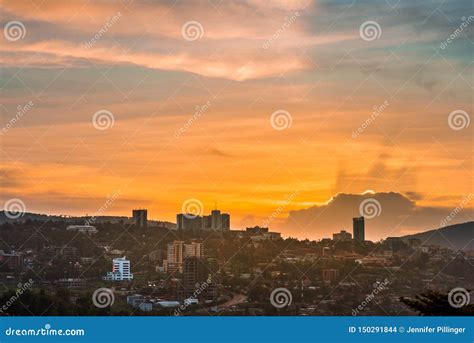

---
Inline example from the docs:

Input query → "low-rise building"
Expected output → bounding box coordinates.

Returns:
[355,256,390,266]
[332,230,352,242]
[322,269,339,284]
[139,302,153,312]
[0,250,23,271]
[56,278,86,288]
[127,294,146,307]
[66,225,98,234]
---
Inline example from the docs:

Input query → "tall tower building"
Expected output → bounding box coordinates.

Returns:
[176,214,184,230]
[132,209,148,228]
[221,213,230,230]
[168,241,184,263]
[164,241,184,273]
[211,210,222,230]
[177,213,203,230]
[353,216,365,242]
[181,256,216,302]
[177,208,230,230]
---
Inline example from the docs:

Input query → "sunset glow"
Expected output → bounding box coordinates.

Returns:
[1,0,472,240]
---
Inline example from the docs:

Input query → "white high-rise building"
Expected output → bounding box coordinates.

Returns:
[103,256,133,281]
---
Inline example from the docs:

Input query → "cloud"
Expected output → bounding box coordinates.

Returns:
[238,214,258,228]
[208,148,236,158]
[0,0,471,227]
[1,39,313,81]
[1,0,313,40]
[0,168,24,188]
[245,0,313,11]
[0,0,356,80]
[279,191,474,240]
[332,152,418,196]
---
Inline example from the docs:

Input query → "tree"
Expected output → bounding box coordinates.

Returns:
[400,290,473,316]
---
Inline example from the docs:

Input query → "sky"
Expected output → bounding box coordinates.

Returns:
[0,0,472,240]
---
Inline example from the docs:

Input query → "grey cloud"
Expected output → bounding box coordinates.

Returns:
[278,191,474,240]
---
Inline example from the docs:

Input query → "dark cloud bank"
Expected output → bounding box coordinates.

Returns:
[280,192,473,241]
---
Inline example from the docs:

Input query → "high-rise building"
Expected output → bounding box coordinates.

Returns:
[176,213,183,229]
[168,241,184,263]
[353,216,365,242]
[202,215,212,229]
[184,242,204,258]
[177,214,203,230]
[181,256,216,302]
[211,210,221,230]
[163,241,205,273]
[177,209,230,230]
[103,256,133,281]
[132,209,148,228]
[221,213,230,230]
[164,241,184,273]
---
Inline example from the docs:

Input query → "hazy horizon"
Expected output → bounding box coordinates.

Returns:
[3,190,473,242]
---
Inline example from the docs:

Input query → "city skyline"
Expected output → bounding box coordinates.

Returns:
[0,0,472,325]
[4,191,474,241]
[1,0,472,241]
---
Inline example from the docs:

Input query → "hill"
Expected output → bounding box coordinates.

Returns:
[0,211,176,230]
[401,221,473,251]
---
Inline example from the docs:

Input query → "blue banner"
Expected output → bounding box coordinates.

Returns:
[0,317,472,343]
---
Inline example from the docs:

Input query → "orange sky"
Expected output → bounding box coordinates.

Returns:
[0,0,472,239]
